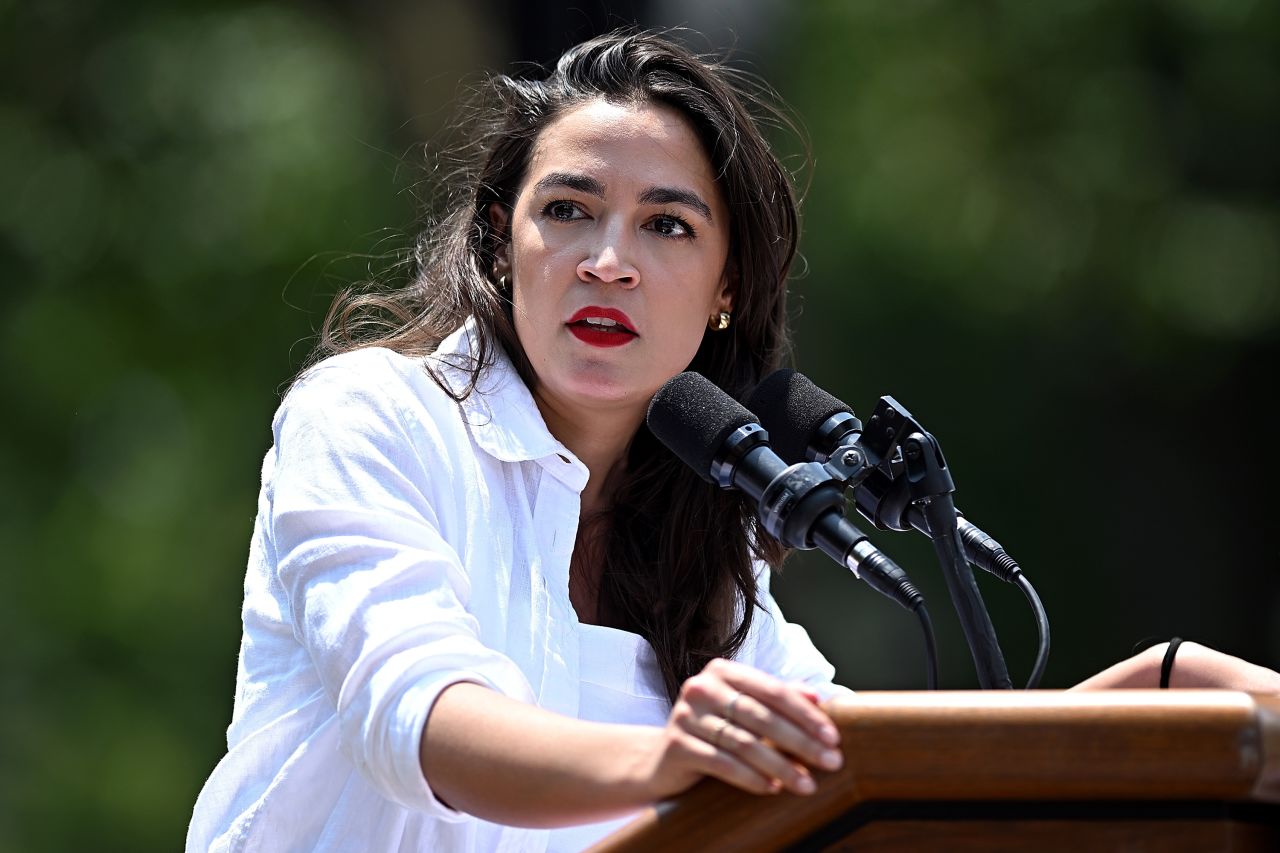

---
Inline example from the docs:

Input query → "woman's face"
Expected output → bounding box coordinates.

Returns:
[494,98,733,420]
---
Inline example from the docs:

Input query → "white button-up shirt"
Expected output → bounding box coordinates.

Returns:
[187,324,846,853]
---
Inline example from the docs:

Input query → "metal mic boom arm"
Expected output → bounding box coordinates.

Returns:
[822,397,1014,690]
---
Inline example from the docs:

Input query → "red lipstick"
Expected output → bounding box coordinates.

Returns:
[566,306,637,348]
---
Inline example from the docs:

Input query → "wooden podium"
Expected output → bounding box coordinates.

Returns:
[589,690,1280,851]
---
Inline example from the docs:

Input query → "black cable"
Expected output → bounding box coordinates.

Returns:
[952,517,1049,689]
[914,602,939,690]
[1013,571,1050,689]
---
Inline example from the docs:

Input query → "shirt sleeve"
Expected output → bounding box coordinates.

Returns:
[741,561,856,702]
[267,359,536,816]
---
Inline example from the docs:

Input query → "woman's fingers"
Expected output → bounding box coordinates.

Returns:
[676,708,817,795]
[671,659,843,796]
[724,691,843,773]
[678,730,783,795]
[716,659,837,742]
[707,714,818,795]
[703,659,841,752]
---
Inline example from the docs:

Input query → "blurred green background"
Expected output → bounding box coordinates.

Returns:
[2,0,1277,849]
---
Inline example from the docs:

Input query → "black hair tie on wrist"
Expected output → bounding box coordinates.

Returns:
[1160,637,1184,689]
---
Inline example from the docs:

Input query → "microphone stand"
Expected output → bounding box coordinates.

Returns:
[825,397,1013,690]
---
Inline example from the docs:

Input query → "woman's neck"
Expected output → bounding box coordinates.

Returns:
[534,391,642,516]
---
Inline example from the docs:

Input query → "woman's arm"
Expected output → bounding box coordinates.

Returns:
[421,658,844,828]
[1070,641,1280,692]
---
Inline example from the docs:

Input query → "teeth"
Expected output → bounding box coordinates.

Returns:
[583,318,619,328]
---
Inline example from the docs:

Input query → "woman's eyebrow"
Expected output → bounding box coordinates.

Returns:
[638,186,713,223]
[532,172,605,198]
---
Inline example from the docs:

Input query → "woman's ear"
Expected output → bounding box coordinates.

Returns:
[488,203,512,275]
[716,266,738,315]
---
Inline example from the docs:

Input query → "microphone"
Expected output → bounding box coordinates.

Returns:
[746,369,1023,584]
[646,372,923,611]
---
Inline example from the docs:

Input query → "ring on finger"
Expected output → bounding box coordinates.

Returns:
[724,690,743,723]
[712,717,732,750]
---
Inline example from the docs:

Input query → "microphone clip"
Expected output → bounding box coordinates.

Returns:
[818,396,958,533]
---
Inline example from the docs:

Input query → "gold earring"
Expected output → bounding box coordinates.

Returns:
[498,275,509,290]
[710,311,731,331]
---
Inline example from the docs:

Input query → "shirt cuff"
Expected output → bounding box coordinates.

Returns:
[388,663,537,818]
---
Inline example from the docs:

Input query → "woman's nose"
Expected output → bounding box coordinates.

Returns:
[577,228,639,288]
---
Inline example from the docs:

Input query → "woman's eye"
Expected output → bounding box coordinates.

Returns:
[545,201,581,221]
[651,215,694,238]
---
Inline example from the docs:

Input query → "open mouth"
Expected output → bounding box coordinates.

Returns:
[567,307,638,347]
[571,316,632,333]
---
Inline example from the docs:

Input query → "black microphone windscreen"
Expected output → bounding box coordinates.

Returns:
[746,369,852,462]
[647,372,757,482]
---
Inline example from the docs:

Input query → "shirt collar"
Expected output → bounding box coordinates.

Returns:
[432,322,585,479]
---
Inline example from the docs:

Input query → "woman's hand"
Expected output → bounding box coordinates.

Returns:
[640,658,843,799]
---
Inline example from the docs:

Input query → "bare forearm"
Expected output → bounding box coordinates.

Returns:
[419,659,842,828]
[420,682,664,828]
[1070,641,1280,692]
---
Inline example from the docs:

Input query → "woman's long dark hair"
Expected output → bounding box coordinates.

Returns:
[318,31,801,702]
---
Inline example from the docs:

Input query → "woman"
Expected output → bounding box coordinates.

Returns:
[189,31,847,853]
[188,29,1279,853]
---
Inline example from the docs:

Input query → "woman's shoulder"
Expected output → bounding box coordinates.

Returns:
[276,346,477,447]
[277,331,544,463]
[289,346,460,407]
[291,324,499,402]
[296,346,428,386]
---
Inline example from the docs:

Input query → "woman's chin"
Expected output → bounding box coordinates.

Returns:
[539,369,659,413]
